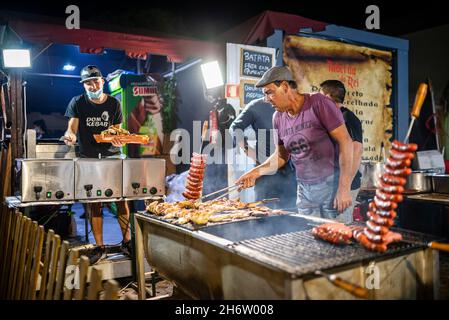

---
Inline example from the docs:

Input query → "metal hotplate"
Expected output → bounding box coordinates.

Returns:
[231,225,439,277]
[140,209,297,232]
[200,214,313,242]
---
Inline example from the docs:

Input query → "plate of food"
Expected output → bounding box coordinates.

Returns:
[94,126,150,144]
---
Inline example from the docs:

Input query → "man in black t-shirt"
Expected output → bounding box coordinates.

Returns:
[64,65,132,264]
[320,80,363,223]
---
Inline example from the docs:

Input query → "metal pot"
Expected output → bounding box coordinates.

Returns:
[360,161,385,190]
[405,171,432,193]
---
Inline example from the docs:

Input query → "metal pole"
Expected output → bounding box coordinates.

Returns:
[428,79,440,151]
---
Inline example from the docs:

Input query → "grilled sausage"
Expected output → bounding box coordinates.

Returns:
[384,166,412,177]
[385,158,411,170]
[392,140,418,152]
[378,181,404,194]
[366,220,389,235]
[375,189,403,202]
[354,230,387,252]
[389,148,415,160]
[374,196,398,210]
[380,174,407,186]
[367,211,395,227]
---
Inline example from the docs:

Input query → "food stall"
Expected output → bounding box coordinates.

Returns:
[1,10,448,301]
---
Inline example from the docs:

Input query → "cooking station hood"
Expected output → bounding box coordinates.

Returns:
[135,212,439,299]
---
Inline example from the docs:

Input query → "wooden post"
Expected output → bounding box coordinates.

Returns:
[9,70,24,160]
[134,214,146,300]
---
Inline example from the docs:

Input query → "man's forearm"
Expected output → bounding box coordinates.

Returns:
[350,142,363,181]
[251,150,285,177]
[338,142,353,190]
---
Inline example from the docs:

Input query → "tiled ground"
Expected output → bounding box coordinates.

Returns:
[71,202,124,246]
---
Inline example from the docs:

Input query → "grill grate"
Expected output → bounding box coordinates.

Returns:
[235,227,436,276]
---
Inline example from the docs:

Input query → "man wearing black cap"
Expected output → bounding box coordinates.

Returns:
[236,66,354,219]
[64,65,132,264]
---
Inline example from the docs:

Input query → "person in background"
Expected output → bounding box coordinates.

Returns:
[320,80,363,223]
[236,66,353,219]
[63,65,132,264]
[229,97,296,209]
[33,119,48,139]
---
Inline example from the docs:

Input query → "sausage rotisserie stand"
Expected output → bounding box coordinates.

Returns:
[134,212,439,299]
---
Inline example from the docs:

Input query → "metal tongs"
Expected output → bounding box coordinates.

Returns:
[200,184,241,201]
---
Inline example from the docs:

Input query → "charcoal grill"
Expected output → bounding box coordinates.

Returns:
[134,212,440,299]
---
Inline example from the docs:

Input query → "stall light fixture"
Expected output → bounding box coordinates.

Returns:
[200,61,224,89]
[63,63,76,71]
[2,48,31,68]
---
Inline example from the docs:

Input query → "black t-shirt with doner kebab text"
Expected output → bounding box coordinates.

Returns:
[65,94,122,158]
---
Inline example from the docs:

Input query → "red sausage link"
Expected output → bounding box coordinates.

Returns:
[363,227,384,243]
[375,189,403,202]
[182,192,198,200]
[385,158,411,169]
[380,174,407,186]
[389,149,415,160]
[367,211,395,227]
[354,230,387,252]
[367,220,389,235]
[378,181,404,194]
[384,166,412,177]
[375,209,397,219]
[392,140,418,152]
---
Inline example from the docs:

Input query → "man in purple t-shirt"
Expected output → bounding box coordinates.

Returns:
[236,66,353,218]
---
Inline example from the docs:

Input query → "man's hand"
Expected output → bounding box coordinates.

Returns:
[110,136,124,147]
[141,95,162,115]
[333,187,352,213]
[64,132,77,146]
[235,169,260,191]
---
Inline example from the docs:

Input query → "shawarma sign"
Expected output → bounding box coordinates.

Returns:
[284,35,393,161]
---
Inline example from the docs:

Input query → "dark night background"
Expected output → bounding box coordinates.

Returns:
[1,1,448,39]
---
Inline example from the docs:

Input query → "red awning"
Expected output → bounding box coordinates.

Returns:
[10,19,222,63]
[219,10,328,45]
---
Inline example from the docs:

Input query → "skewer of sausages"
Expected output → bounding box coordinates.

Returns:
[356,140,417,252]
[183,153,208,201]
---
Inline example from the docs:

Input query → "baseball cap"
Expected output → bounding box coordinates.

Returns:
[79,65,103,83]
[255,66,294,88]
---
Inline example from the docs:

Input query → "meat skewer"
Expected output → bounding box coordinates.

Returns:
[355,83,428,252]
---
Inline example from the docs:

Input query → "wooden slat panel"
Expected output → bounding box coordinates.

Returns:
[14,217,31,299]
[53,241,69,300]
[63,249,79,300]
[38,229,55,300]
[7,211,23,299]
[103,280,120,300]
[87,267,103,300]
[45,234,61,300]
[28,225,45,300]
[0,208,13,298]
[74,255,89,300]
[22,221,38,299]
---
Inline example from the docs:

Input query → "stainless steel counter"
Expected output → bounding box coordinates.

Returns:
[405,193,449,205]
